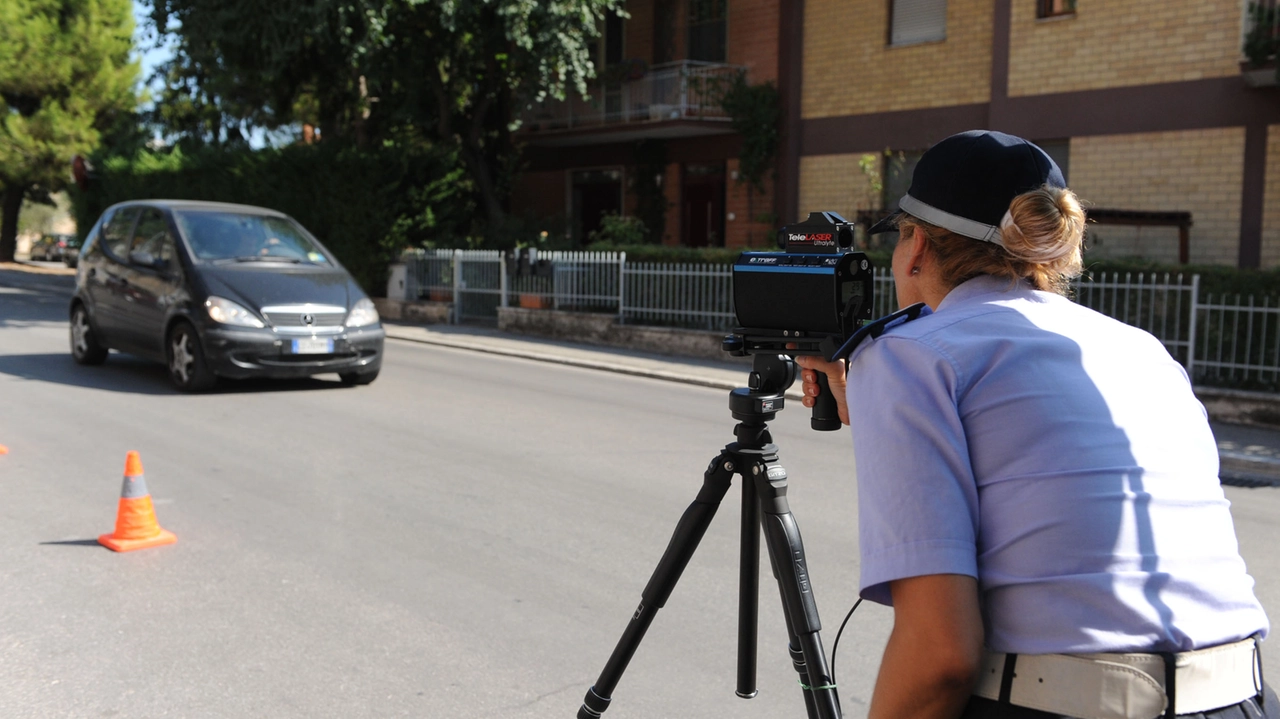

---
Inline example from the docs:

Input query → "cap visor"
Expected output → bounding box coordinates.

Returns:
[866,211,902,235]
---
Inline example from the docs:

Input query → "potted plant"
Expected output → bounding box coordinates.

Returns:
[1242,1,1279,87]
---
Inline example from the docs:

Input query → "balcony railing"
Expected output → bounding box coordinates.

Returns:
[523,60,744,132]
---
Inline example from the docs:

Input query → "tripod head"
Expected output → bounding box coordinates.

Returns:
[729,353,795,424]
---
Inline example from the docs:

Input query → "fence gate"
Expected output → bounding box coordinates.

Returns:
[454,250,504,323]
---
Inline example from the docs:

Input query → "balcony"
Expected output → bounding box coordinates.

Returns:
[521,61,745,146]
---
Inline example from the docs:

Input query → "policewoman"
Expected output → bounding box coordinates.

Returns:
[796,130,1273,719]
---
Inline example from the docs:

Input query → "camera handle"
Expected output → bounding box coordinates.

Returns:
[577,417,841,719]
[810,373,842,431]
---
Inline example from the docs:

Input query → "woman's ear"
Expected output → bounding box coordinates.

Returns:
[906,225,930,274]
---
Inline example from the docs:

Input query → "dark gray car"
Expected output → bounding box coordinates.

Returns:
[69,200,385,392]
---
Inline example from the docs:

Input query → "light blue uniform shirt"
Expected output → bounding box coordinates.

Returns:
[847,275,1269,654]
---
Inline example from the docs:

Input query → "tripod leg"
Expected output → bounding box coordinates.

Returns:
[754,458,842,719]
[738,468,760,699]
[577,452,737,719]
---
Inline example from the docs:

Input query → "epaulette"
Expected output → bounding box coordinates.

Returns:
[828,302,932,361]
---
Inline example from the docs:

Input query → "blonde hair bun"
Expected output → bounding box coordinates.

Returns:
[1000,185,1085,278]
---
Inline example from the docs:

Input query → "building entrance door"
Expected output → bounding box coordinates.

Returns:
[571,169,623,245]
[682,163,725,247]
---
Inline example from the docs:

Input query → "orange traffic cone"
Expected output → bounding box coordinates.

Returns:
[98,451,176,552]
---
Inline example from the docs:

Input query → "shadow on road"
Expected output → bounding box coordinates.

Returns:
[0,352,352,395]
[38,539,108,549]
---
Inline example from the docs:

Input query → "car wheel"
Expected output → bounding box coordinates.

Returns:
[167,322,217,392]
[339,369,379,386]
[70,304,109,365]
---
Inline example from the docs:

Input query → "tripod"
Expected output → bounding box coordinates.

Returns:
[577,353,842,719]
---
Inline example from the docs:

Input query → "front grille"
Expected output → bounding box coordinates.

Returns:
[261,304,346,331]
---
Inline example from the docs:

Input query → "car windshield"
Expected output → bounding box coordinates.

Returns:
[173,211,332,265]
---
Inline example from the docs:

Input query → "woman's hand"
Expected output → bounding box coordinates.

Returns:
[793,355,849,426]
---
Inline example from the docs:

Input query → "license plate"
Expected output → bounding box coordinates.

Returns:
[291,338,333,354]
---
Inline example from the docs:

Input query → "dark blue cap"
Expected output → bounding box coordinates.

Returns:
[868,130,1066,245]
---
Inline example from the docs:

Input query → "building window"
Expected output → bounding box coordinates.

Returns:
[889,0,946,47]
[587,12,625,71]
[882,149,925,208]
[688,0,727,63]
[571,169,624,245]
[1037,0,1076,18]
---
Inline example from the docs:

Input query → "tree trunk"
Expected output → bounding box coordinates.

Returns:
[459,142,506,234]
[0,185,23,263]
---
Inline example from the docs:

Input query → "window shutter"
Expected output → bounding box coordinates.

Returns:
[890,0,947,46]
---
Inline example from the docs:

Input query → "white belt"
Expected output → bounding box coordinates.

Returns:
[972,638,1262,719]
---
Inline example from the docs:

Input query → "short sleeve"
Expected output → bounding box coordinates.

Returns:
[846,334,980,606]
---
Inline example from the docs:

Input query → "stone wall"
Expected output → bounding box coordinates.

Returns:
[798,152,885,225]
[373,298,451,324]
[1070,128,1247,266]
[1264,126,1280,268]
[1007,0,1243,98]
[802,0,993,119]
[497,307,740,361]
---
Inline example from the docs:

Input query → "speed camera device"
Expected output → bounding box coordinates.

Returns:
[725,211,874,362]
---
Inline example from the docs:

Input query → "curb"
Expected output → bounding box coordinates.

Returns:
[1219,450,1280,487]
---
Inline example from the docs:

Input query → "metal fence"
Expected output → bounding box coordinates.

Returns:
[399,251,1280,390]
[1195,294,1280,389]
[623,262,734,330]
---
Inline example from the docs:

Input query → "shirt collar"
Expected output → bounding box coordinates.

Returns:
[936,274,1035,313]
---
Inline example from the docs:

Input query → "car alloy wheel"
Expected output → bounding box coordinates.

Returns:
[70,305,108,365]
[167,323,216,392]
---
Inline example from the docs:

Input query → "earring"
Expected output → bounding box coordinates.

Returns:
[910,267,920,275]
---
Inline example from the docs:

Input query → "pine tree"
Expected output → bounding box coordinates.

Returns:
[0,0,138,262]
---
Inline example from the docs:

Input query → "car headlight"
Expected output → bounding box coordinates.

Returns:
[346,298,379,328]
[206,296,265,328]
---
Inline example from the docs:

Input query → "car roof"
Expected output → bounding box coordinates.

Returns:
[108,200,290,218]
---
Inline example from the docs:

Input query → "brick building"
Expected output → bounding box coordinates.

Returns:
[513,0,791,249]
[789,0,1280,268]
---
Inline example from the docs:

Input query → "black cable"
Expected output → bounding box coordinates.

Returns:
[829,597,862,684]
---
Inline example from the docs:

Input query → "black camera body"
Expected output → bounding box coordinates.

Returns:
[726,211,875,361]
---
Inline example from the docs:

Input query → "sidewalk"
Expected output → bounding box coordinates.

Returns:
[382,320,776,395]
[383,320,1280,487]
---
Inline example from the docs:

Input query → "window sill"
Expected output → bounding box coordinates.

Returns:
[1034,13,1077,23]
[886,37,947,49]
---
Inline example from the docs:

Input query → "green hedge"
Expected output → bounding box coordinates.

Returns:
[70,143,469,295]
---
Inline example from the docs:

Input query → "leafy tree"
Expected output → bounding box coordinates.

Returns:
[0,0,138,262]
[148,0,386,147]
[135,0,623,245]
[374,0,624,243]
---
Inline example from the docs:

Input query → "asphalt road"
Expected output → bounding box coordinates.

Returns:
[0,266,893,718]
[3,264,1280,718]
